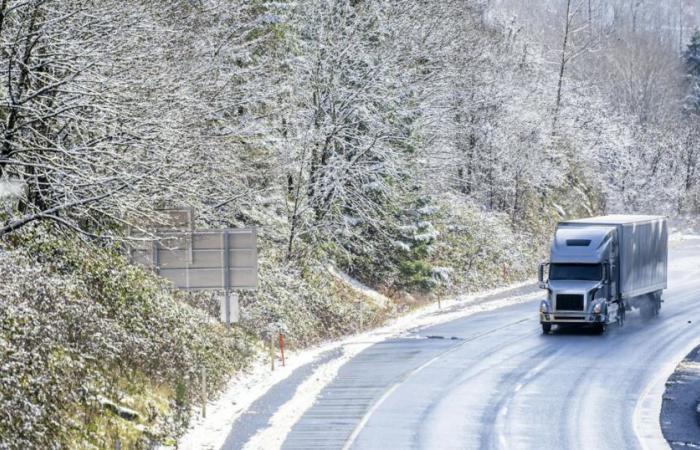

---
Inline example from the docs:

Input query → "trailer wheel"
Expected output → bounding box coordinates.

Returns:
[542,323,552,334]
[654,292,662,316]
[640,295,655,319]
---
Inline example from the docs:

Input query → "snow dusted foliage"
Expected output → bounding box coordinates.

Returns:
[0,227,253,448]
[0,0,290,237]
[281,0,420,255]
[0,0,693,262]
[485,0,700,216]
[0,0,694,244]
[239,252,390,349]
[0,1,178,237]
[118,1,294,229]
[431,195,538,290]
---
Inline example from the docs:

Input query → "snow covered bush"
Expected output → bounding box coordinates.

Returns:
[430,195,541,292]
[0,226,254,449]
[239,248,392,349]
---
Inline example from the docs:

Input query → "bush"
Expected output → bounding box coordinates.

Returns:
[431,195,541,293]
[0,226,254,449]
[239,250,391,349]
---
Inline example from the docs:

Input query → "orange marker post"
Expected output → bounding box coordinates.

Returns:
[279,333,286,367]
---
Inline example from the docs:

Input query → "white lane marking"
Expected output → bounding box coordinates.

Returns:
[342,318,533,450]
[341,381,402,450]
[493,353,558,450]
[497,405,509,448]
[341,343,469,450]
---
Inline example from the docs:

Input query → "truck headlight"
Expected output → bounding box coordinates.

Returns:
[593,303,602,314]
[540,300,549,313]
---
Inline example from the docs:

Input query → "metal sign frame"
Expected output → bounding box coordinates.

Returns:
[129,210,257,327]
[132,228,258,291]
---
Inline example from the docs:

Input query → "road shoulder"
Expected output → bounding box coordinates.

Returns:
[661,345,700,449]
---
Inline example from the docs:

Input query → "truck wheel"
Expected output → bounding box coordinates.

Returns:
[617,302,625,326]
[542,323,552,334]
[654,292,662,316]
[594,323,607,334]
[640,297,654,319]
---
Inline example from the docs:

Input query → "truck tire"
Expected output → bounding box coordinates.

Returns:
[542,323,552,334]
[640,295,655,319]
[654,291,662,316]
[594,322,607,334]
[617,301,626,326]
[641,293,660,319]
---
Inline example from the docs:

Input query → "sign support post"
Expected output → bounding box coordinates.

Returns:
[223,230,231,328]
[224,290,231,328]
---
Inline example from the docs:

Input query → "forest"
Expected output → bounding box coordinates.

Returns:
[0,0,698,447]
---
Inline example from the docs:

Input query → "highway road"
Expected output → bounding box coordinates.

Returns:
[280,239,700,450]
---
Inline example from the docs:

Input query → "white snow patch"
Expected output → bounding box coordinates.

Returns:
[552,203,566,217]
[417,205,439,215]
[414,231,439,242]
[392,240,411,252]
[669,231,700,242]
[361,181,383,192]
[0,179,23,199]
[176,348,325,450]
[177,280,539,450]
[398,224,417,233]
[343,215,361,226]
[327,265,390,307]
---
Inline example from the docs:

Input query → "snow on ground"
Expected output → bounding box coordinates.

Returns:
[327,264,391,307]
[241,341,373,450]
[178,280,540,450]
[669,217,700,242]
[670,231,700,242]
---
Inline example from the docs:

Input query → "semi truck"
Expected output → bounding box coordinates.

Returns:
[538,215,668,334]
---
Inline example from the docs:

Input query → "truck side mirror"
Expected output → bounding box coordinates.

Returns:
[538,262,549,289]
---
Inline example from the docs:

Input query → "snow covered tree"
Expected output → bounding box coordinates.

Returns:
[0,1,177,237]
[684,30,700,114]
[280,1,436,279]
[675,31,700,213]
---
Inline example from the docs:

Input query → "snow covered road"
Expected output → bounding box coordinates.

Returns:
[180,281,542,450]
[259,240,698,449]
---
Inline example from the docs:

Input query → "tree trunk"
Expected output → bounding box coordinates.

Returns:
[552,0,572,134]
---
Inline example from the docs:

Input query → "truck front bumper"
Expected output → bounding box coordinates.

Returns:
[540,312,607,325]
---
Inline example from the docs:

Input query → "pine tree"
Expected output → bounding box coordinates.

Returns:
[683,30,700,114]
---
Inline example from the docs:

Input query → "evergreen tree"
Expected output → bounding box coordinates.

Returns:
[683,30,700,114]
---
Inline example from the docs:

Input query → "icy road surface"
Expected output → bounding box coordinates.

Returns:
[278,240,700,450]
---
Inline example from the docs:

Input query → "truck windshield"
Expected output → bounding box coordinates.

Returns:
[549,263,602,281]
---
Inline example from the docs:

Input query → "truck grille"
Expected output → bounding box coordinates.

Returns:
[556,294,584,311]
